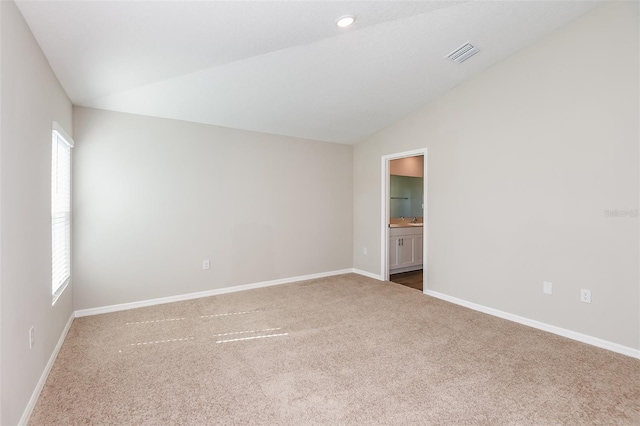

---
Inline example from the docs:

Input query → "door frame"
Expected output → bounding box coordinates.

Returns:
[380,148,427,292]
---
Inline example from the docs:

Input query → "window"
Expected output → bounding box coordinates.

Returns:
[51,122,74,302]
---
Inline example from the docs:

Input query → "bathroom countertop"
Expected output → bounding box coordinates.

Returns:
[389,223,423,228]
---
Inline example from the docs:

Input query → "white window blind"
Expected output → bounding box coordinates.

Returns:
[52,123,74,300]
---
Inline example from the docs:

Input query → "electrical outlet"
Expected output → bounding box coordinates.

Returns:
[580,289,591,304]
[29,327,34,349]
[543,281,553,295]
[363,247,368,255]
[203,260,210,270]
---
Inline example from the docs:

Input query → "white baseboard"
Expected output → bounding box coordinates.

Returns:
[19,312,75,426]
[74,269,353,317]
[424,289,640,360]
[352,268,384,281]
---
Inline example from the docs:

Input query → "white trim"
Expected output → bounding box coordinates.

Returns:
[19,313,75,426]
[424,289,640,360]
[380,155,389,281]
[74,269,353,317]
[352,268,384,281]
[52,121,74,148]
[422,152,428,292]
[51,277,70,306]
[380,149,427,284]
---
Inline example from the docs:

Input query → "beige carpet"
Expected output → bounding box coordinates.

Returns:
[30,274,640,425]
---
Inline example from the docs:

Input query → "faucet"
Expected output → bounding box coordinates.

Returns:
[411,217,418,223]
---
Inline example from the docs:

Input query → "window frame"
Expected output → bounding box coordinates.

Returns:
[51,121,74,304]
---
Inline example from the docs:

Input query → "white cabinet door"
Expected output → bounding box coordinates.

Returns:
[389,236,400,269]
[415,234,423,266]
[398,235,415,267]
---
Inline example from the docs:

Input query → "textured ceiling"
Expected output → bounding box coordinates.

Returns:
[16,1,599,144]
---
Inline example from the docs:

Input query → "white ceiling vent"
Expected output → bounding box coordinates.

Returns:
[445,42,479,64]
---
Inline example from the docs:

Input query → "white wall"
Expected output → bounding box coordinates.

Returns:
[354,2,639,350]
[72,107,353,310]
[0,1,74,424]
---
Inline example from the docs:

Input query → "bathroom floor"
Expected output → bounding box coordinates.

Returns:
[389,269,423,291]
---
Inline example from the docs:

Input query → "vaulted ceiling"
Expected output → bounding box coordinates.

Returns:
[17,1,599,144]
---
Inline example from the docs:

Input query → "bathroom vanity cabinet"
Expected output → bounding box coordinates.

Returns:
[389,226,423,273]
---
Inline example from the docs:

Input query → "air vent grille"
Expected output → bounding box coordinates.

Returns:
[445,42,479,64]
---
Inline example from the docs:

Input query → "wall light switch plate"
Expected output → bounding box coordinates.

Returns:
[580,289,591,303]
[543,281,552,295]
[203,260,210,270]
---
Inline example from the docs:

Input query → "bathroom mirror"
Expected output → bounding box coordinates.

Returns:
[390,175,423,218]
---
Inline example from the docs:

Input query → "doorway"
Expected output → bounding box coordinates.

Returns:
[381,149,427,292]
[389,270,423,291]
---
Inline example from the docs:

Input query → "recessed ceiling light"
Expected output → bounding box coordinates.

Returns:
[336,15,356,28]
